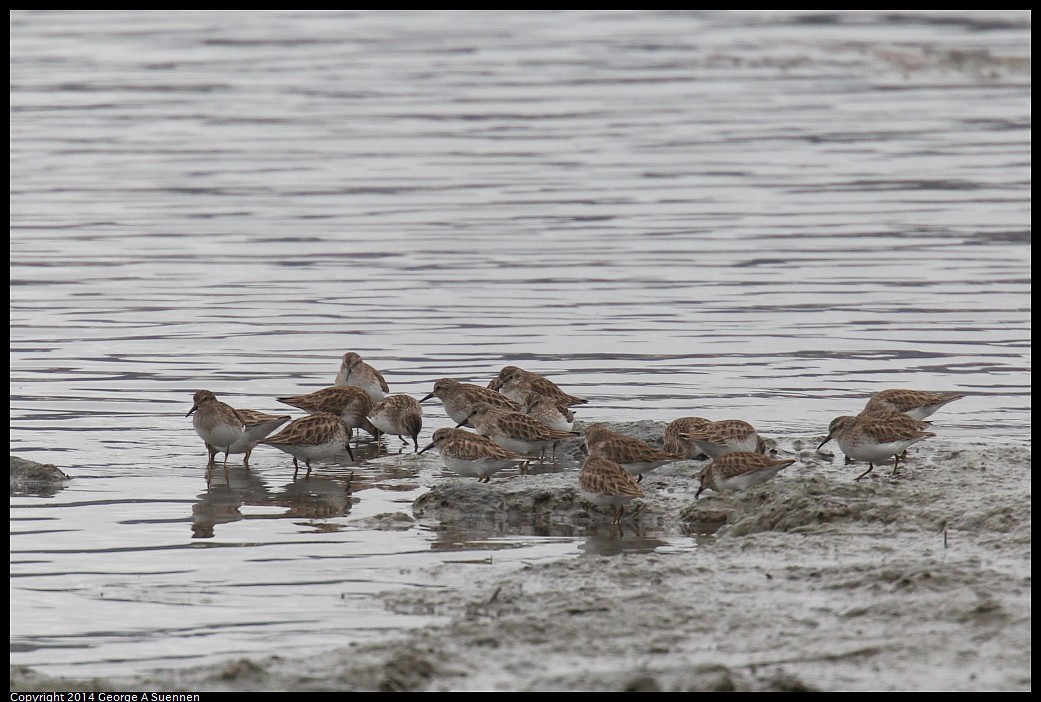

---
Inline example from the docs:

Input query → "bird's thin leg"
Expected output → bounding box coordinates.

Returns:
[855,462,876,482]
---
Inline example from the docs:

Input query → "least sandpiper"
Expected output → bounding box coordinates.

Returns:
[818,413,936,482]
[368,394,424,455]
[856,406,933,465]
[187,390,246,469]
[419,377,520,427]
[696,452,797,497]
[677,419,765,459]
[231,409,292,466]
[661,416,712,459]
[334,352,390,403]
[861,389,964,420]
[522,391,576,432]
[277,385,380,441]
[583,423,685,483]
[488,365,588,407]
[419,427,529,482]
[521,392,576,460]
[578,454,645,524]
[457,402,579,460]
[260,412,356,479]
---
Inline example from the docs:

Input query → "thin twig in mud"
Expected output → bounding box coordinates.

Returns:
[739,644,885,668]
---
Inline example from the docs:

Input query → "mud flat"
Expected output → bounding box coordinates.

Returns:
[10,423,1031,691]
[10,455,70,497]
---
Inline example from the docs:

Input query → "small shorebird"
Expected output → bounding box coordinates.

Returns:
[661,416,713,459]
[578,454,645,524]
[521,391,575,460]
[861,389,964,421]
[521,391,576,432]
[849,406,934,464]
[334,352,390,403]
[457,402,579,460]
[187,390,246,469]
[583,423,685,483]
[419,378,520,427]
[277,385,380,443]
[488,365,588,407]
[260,413,356,479]
[696,452,797,498]
[419,427,529,482]
[677,419,766,459]
[368,394,423,455]
[818,412,936,482]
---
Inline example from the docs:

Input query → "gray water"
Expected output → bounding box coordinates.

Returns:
[9,10,1031,680]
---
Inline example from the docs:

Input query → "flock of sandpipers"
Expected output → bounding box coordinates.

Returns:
[187,352,964,524]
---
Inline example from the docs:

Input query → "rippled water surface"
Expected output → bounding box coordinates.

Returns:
[10,10,1031,678]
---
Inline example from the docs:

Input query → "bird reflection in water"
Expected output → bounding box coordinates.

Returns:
[191,468,356,538]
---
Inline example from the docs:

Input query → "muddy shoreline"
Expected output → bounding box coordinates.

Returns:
[10,425,1032,691]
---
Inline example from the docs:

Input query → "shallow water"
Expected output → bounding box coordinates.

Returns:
[9,10,1031,679]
